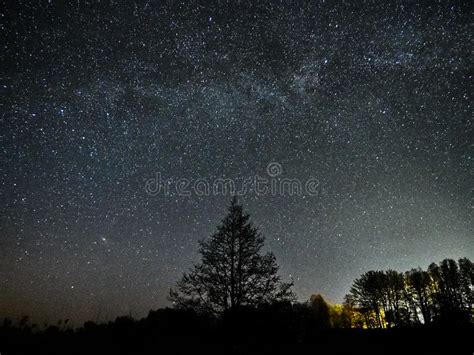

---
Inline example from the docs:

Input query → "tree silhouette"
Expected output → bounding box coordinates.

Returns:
[345,258,473,328]
[169,197,295,315]
[308,294,331,328]
[458,257,474,313]
[406,268,433,324]
[348,270,386,328]
[428,258,472,323]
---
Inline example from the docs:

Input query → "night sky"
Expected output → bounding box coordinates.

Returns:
[1,1,472,325]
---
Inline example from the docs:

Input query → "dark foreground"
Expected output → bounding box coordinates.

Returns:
[2,328,473,355]
[1,309,472,355]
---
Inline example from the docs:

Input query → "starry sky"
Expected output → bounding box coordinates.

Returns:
[1,1,472,325]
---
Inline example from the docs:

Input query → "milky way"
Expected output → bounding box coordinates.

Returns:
[1,1,472,324]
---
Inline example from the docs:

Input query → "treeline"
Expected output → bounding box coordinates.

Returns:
[1,200,472,354]
[343,258,473,328]
[1,293,472,355]
[1,259,472,355]
[168,199,473,329]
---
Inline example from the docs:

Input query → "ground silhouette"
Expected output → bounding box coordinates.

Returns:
[1,200,472,354]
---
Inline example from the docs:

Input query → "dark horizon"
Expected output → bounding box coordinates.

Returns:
[2,253,472,327]
[1,0,472,328]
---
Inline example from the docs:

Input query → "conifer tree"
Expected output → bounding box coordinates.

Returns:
[170,197,295,314]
